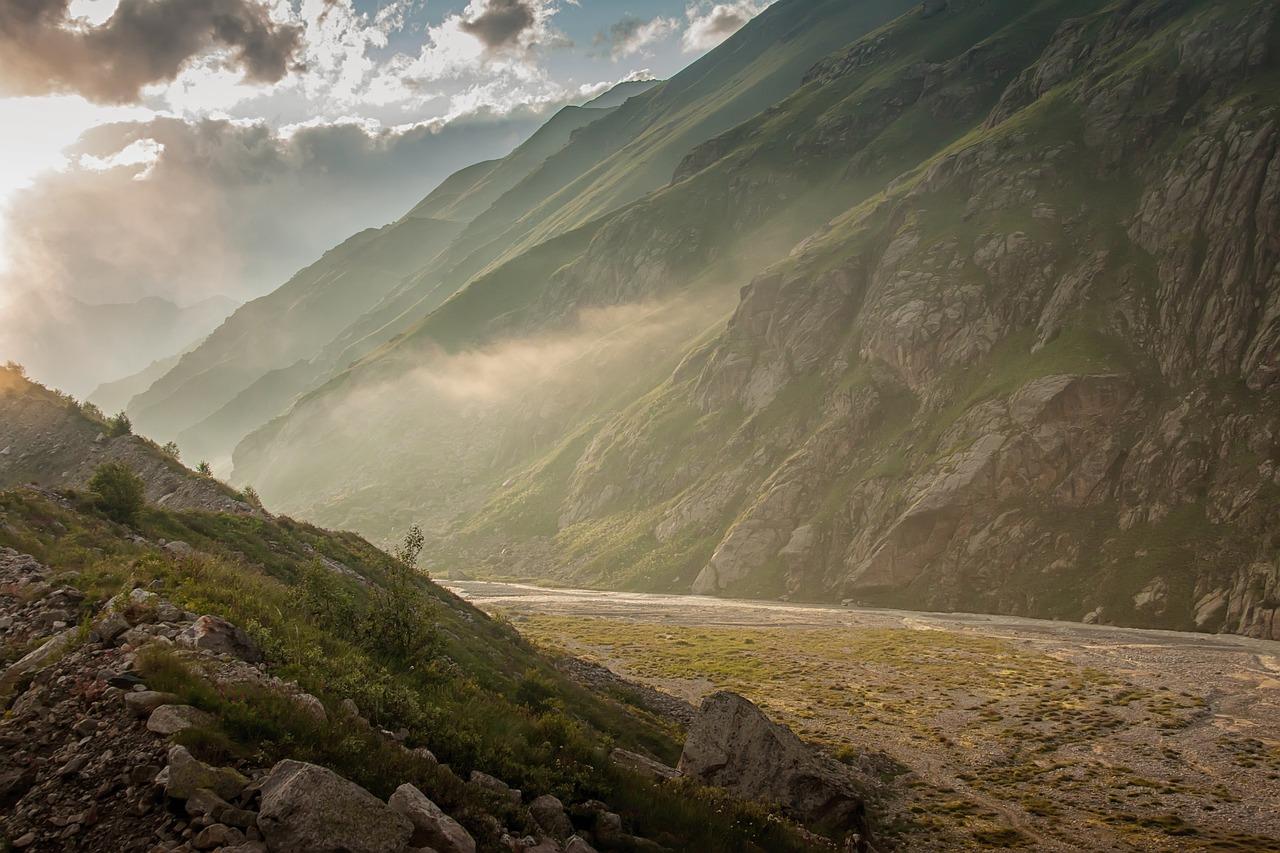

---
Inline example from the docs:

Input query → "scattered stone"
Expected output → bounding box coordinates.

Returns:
[470,769,520,805]
[164,541,195,557]
[529,794,573,841]
[147,704,214,737]
[124,690,181,717]
[564,836,599,853]
[293,692,326,722]
[165,745,249,801]
[176,615,263,663]
[388,782,476,853]
[192,822,245,849]
[257,759,412,853]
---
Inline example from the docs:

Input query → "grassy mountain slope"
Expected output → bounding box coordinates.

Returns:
[234,0,1280,642]
[0,367,818,851]
[130,90,653,467]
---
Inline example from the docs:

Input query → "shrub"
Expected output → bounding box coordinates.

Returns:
[196,461,213,476]
[241,486,264,509]
[394,524,425,569]
[88,462,146,524]
[515,668,560,713]
[3,361,25,377]
[161,441,181,460]
[106,411,132,437]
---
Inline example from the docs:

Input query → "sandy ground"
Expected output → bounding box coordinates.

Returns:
[446,581,1280,852]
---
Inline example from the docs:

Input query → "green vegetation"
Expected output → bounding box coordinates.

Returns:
[88,462,146,524]
[0,487,812,851]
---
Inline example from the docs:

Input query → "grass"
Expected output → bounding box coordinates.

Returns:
[0,486,814,852]
[516,614,1277,851]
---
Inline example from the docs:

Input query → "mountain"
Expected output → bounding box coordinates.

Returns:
[135,0,917,466]
[87,352,182,417]
[0,362,840,851]
[0,293,235,399]
[127,81,662,460]
[229,0,1280,643]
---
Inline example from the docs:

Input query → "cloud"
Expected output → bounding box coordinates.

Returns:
[681,0,769,52]
[0,105,564,393]
[0,0,303,103]
[459,0,536,51]
[596,15,679,60]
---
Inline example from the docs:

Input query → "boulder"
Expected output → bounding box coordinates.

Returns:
[147,704,214,736]
[165,745,249,801]
[529,793,573,840]
[388,782,476,853]
[176,615,263,662]
[678,691,868,832]
[257,759,412,853]
[564,837,599,853]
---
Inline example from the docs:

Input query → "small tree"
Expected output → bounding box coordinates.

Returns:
[106,411,132,437]
[196,461,213,476]
[89,462,146,524]
[394,524,425,570]
[161,441,181,460]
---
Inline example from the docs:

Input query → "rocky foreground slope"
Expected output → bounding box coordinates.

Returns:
[0,370,872,851]
[230,0,1280,641]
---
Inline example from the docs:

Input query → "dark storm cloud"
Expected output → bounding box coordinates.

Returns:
[459,0,537,51]
[0,0,303,103]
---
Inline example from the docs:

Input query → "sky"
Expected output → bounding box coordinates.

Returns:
[0,0,770,284]
[0,0,771,393]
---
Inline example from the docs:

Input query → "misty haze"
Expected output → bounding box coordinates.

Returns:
[1,0,1278,851]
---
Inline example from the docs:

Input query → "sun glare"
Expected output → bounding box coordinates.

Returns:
[0,94,153,276]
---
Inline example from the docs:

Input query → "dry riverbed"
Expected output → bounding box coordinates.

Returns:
[445,581,1280,852]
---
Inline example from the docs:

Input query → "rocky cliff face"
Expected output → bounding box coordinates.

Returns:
[235,0,1280,641]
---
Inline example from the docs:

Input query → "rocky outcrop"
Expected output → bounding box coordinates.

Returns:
[424,0,1280,641]
[679,691,870,834]
[0,370,257,516]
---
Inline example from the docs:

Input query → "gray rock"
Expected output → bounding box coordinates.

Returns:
[176,615,263,663]
[529,794,573,841]
[147,704,214,736]
[469,769,520,805]
[124,690,181,717]
[192,822,245,849]
[679,691,868,832]
[388,782,475,853]
[257,759,412,853]
[165,745,249,801]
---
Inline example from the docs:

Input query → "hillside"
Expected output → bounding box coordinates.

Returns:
[127,85,659,464]
[0,365,857,851]
[229,0,1280,643]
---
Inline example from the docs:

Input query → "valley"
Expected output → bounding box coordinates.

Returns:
[449,581,1280,852]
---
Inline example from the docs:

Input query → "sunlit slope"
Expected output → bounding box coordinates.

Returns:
[129,96,636,459]
[236,0,1280,642]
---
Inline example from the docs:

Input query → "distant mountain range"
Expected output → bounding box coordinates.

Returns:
[119,0,1280,641]
[0,293,237,399]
